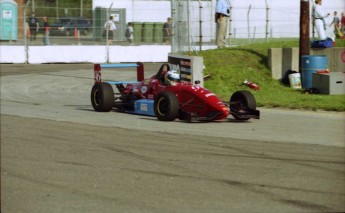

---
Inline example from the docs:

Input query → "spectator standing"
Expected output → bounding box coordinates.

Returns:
[104,16,116,45]
[312,0,330,40]
[329,11,340,38]
[215,0,231,48]
[163,17,172,43]
[42,16,50,45]
[28,13,39,41]
[341,12,345,34]
[125,22,134,44]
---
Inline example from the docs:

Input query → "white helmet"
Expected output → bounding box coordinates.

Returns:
[164,70,180,85]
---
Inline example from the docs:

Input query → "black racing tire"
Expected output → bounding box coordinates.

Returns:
[230,90,256,120]
[154,92,179,121]
[91,82,114,112]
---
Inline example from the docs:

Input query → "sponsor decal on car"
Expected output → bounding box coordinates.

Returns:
[205,93,216,98]
[140,103,148,111]
[141,86,148,93]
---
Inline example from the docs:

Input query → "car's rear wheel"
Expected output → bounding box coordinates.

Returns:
[91,82,114,112]
[230,90,256,120]
[154,92,179,121]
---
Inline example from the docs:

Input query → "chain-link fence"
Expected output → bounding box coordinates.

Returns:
[1,0,343,51]
[171,0,344,54]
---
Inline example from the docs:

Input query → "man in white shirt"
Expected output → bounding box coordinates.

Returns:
[312,0,330,40]
[104,16,116,45]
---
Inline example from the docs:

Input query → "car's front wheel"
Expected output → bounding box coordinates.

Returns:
[154,92,179,121]
[91,82,114,112]
[229,90,257,120]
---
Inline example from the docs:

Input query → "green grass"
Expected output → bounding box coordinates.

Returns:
[198,39,345,111]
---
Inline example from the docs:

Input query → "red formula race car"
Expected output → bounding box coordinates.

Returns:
[91,63,260,122]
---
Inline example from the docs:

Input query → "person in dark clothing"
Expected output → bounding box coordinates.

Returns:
[163,17,172,43]
[329,11,341,38]
[28,13,39,41]
[42,16,50,45]
[341,12,345,34]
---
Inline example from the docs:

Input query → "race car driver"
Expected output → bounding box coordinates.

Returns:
[164,70,180,86]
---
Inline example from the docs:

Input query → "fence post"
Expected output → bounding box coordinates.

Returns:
[247,4,251,44]
[56,0,59,18]
[228,5,233,47]
[106,3,113,63]
[24,0,30,64]
[265,0,270,42]
[253,26,256,40]
[187,0,191,55]
[199,0,202,51]
[171,0,176,53]
[32,0,35,12]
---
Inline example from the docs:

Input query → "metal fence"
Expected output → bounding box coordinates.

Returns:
[171,0,344,54]
[1,0,343,52]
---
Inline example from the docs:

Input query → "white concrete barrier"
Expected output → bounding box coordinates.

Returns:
[0,46,26,63]
[28,46,108,64]
[0,45,171,64]
[108,45,170,63]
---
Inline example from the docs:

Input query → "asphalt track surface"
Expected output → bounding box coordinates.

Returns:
[1,64,345,213]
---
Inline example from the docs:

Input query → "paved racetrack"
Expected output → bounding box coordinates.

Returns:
[1,64,345,212]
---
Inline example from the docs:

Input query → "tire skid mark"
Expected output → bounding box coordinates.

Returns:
[212,144,345,175]
[109,141,345,166]
[54,160,91,167]
[123,168,338,212]
[1,168,159,211]
[101,146,205,176]
[102,145,342,212]
[0,99,41,105]
[3,155,92,169]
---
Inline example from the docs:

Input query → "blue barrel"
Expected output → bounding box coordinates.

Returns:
[301,55,328,89]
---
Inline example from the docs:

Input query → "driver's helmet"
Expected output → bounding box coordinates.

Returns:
[164,70,180,85]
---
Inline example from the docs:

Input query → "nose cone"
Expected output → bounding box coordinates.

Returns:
[222,106,230,116]
[213,105,229,120]
[219,106,230,119]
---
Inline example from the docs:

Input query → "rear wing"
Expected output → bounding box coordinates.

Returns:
[93,62,144,83]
